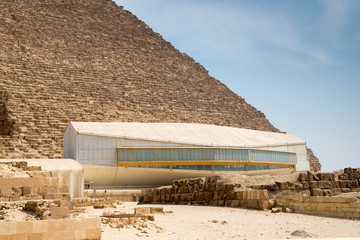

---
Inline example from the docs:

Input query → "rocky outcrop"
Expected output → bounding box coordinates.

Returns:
[0,0,320,170]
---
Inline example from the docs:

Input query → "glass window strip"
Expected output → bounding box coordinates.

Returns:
[117,148,297,165]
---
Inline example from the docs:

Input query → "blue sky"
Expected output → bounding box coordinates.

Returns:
[114,0,360,172]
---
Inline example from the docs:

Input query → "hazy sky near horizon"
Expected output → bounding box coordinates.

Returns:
[114,0,360,172]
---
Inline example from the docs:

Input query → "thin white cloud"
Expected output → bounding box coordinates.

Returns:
[116,0,336,67]
[318,0,351,31]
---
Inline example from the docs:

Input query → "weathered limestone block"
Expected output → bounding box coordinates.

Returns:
[307,171,320,181]
[309,181,319,189]
[258,199,274,210]
[173,194,180,203]
[225,184,235,192]
[317,172,335,182]
[204,192,214,202]
[165,194,171,202]
[194,192,204,201]
[341,188,351,193]
[275,182,288,190]
[351,180,359,188]
[323,189,333,197]
[245,200,259,209]
[310,189,323,196]
[218,191,227,201]
[50,206,69,219]
[317,181,333,189]
[301,181,310,189]
[0,186,11,197]
[338,180,352,188]
[208,183,216,192]
[329,188,342,195]
[294,182,303,190]
[298,172,308,181]
[134,207,151,214]
[226,191,236,200]
[234,191,243,200]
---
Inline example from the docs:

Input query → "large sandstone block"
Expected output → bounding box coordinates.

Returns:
[225,191,236,200]
[258,200,271,210]
[307,171,320,181]
[86,229,101,240]
[134,207,151,215]
[32,221,49,234]
[16,221,33,234]
[245,200,259,209]
[0,221,17,235]
[0,178,10,187]
[310,189,323,196]
[315,172,334,181]
[50,206,69,219]
[317,181,334,189]
[229,200,240,207]
[338,180,352,188]
[0,186,11,197]
[275,182,288,190]
[204,192,213,201]
[194,192,204,201]
[298,172,307,181]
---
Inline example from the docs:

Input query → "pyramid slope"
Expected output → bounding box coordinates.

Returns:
[0,0,320,171]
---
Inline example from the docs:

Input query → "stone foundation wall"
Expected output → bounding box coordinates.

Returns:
[0,218,101,240]
[275,195,360,219]
[139,176,274,210]
[139,169,360,218]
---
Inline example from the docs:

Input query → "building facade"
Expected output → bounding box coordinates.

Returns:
[63,122,309,188]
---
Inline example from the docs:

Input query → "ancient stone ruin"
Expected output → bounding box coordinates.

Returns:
[0,0,320,171]
[0,161,102,239]
[139,168,360,219]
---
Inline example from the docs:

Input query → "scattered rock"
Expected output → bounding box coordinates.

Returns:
[93,205,105,209]
[290,230,312,238]
[285,208,293,213]
[271,207,282,213]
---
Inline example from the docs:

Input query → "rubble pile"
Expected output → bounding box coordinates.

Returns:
[101,207,166,236]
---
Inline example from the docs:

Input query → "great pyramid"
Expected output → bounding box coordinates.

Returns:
[0,0,321,171]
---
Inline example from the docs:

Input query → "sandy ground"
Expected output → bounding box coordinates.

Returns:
[74,202,360,240]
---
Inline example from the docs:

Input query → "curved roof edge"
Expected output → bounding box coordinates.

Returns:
[67,122,306,148]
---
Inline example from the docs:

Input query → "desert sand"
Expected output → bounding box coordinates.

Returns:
[74,202,360,240]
